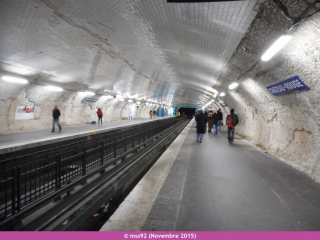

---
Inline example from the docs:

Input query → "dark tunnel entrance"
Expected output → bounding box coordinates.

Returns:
[178,108,197,116]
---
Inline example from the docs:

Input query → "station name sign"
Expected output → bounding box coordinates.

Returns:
[83,97,99,102]
[220,102,227,107]
[266,75,309,96]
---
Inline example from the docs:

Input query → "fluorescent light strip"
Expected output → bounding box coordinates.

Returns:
[46,86,63,91]
[83,91,95,95]
[261,35,292,61]
[2,76,28,84]
[228,82,239,90]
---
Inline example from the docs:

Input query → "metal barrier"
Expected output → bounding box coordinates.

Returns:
[0,117,187,223]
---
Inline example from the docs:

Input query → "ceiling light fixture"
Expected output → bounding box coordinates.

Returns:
[261,35,292,61]
[119,99,124,101]
[46,86,63,91]
[228,82,239,90]
[220,92,226,97]
[103,95,114,99]
[136,101,141,104]
[2,76,28,84]
[83,91,95,95]
[128,99,133,102]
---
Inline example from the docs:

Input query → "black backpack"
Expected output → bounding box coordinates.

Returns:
[233,114,239,126]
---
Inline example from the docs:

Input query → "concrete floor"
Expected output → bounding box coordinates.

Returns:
[101,120,320,231]
[0,116,171,154]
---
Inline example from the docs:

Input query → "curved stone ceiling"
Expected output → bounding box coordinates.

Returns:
[0,0,260,106]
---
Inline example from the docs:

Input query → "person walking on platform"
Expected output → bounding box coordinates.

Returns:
[96,107,103,124]
[208,111,213,132]
[212,110,219,136]
[226,109,239,143]
[217,109,223,131]
[204,111,208,133]
[51,105,61,132]
[149,110,153,119]
[195,110,207,143]
[153,110,156,119]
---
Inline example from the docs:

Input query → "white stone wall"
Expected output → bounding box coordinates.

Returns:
[215,1,320,180]
[0,82,154,133]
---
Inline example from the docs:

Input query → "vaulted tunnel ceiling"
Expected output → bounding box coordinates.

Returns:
[0,0,260,106]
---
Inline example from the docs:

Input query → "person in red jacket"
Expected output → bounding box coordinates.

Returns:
[96,108,103,124]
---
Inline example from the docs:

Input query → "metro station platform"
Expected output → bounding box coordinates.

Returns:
[0,117,171,155]
[101,119,320,231]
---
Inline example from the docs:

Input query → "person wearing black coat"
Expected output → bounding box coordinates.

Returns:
[51,105,61,132]
[212,111,219,136]
[217,109,223,131]
[195,110,207,143]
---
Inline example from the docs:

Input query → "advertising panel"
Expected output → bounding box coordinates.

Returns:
[15,106,35,120]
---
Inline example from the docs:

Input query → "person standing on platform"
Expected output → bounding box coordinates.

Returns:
[96,107,103,124]
[149,110,153,119]
[195,110,207,143]
[153,110,156,119]
[217,109,223,131]
[226,109,239,143]
[51,105,61,132]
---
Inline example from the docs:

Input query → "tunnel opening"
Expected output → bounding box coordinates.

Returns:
[178,107,197,116]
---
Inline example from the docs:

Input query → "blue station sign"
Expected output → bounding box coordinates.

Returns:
[220,102,227,107]
[83,97,99,102]
[266,75,309,96]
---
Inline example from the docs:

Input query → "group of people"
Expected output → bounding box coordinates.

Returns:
[51,106,104,132]
[149,110,157,119]
[195,108,239,144]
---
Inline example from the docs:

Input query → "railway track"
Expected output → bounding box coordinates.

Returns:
[0,117,190,230]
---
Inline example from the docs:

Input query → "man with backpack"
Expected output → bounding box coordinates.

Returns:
[96,107,103,124]
[226,109,239,143]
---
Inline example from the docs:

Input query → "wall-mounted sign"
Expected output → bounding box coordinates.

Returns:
[83,97,99,102]
[266,75,309,96]
[220,102,227,107]
[15,106,34,120]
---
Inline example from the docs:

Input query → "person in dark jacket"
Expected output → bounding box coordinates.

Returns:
[207,111,213,132]
[153,110,156,119]
[226,109,239,143]
[195,110,207,143]
[149,110,153,119]
[212,111,219,136]
[217,109,223,131]
[51,106,61,132]
[204,111,208,133]
[96,107,103,124]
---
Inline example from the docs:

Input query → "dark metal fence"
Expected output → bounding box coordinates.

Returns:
[0,117,186,222]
